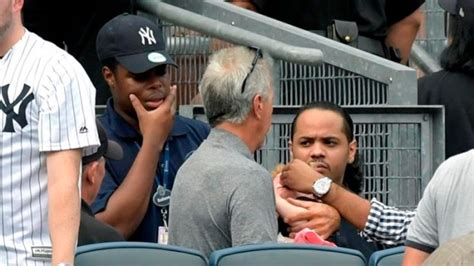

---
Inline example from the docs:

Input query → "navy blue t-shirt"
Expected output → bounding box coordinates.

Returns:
[92,99,210,242]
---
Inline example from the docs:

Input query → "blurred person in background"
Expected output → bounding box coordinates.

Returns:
[418,0,474,158]
[229,0,424,64]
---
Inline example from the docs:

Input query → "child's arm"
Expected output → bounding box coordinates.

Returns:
[273,174,307,222]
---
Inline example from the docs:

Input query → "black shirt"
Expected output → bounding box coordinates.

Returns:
[418,70,474,158]
[251,0,425,39]
[79,200,124,246]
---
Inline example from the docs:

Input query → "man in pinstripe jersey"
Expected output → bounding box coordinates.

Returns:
[0,0,99,265]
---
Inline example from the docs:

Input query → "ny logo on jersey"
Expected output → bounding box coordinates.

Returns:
[138,26,156,45]
[0,84,35,133]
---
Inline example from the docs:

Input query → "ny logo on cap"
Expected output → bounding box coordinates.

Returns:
[139,26,156,45]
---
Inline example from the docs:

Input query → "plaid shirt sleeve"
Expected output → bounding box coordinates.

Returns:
[360,198,416,246]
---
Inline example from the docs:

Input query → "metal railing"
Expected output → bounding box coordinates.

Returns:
[140,0,323,66]
[137,0,419,106]
[418,0,447,61]
[409,0,446,75]
[410,43,442,75]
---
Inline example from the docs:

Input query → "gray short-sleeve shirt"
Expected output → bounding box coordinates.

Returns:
[406,149,474,253]
[168,128,278,256]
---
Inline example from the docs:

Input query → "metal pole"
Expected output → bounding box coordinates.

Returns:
[137,0,324,66]
[410,43,442,74]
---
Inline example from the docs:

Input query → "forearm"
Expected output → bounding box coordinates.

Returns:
[403,247,430,266]
[49,183,80,264]
[322,184,371,230]
[47,149,81,264]
[320,178,415,246]
[96,141,161,238]
[229,0,257,11]
[385,8,423,65]
[275,197,307,222]
[323,185,414,245]
[361,198,416,245]
[274,174,306,219]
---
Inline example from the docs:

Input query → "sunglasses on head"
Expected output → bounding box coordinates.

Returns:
[240,47,263,93]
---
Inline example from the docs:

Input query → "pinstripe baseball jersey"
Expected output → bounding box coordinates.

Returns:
[0,30,99,265]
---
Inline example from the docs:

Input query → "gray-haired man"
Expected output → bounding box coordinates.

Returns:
[168,46,277,256]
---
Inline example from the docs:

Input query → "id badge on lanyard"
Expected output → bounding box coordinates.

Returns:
[153,143,171,244]
[135,141,171,244]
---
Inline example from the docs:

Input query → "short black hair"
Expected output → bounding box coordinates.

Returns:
[100,57,120,73]
[290,101,363,194]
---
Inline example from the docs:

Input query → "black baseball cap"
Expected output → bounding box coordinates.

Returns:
[96,13,177,74]
[439,0,474,18]
[82,121,123,165]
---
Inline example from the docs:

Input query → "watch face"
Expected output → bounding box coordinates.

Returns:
[316,180,330,192]
[314,177,332,197]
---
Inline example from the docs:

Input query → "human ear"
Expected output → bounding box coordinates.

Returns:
[252,94,264,119]
[348,140,357,163]
[102,67,116,89]
[86,161,101,185]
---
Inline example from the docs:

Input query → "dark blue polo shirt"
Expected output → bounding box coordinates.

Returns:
[92,98,210,242]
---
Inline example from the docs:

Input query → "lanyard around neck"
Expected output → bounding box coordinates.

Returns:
[135,141,170,189]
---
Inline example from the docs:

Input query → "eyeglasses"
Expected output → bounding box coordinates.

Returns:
[240,47,263,93]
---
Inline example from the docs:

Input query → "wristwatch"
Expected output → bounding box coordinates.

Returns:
[312,177,333,198]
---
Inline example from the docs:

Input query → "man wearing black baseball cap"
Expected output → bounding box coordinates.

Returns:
[95,13,178,74]
[79,121,124,246]
[91,13,210,243]
[82,121,123,166]
[403,1,474,264]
